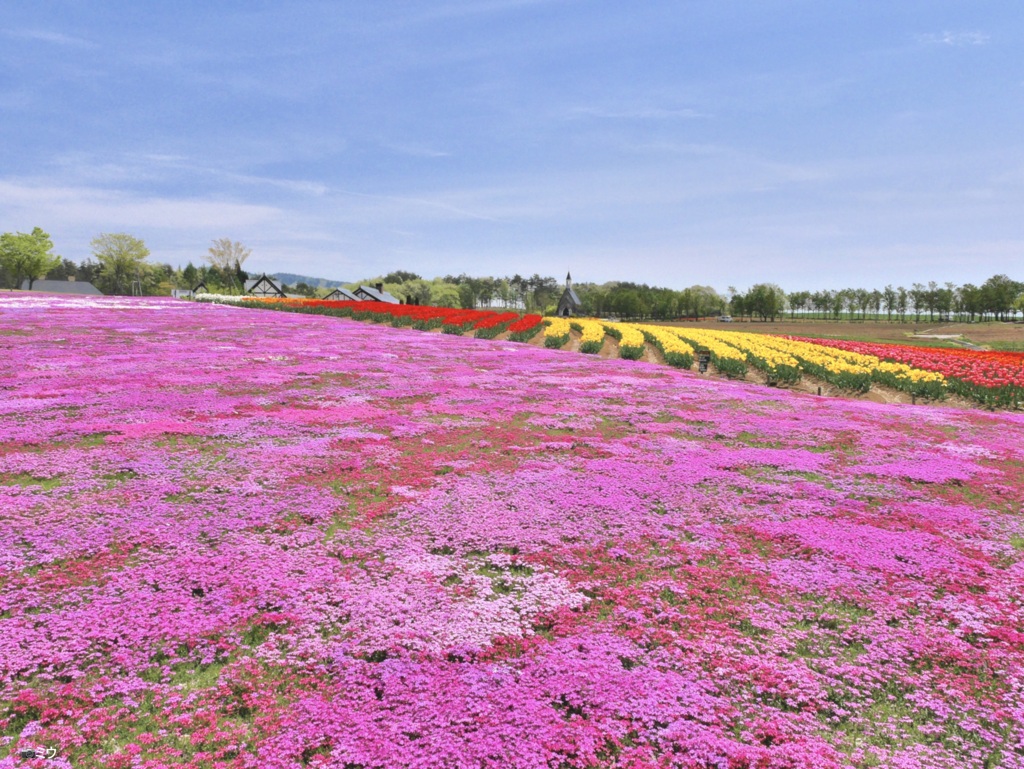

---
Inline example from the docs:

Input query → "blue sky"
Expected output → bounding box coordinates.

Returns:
[1,1,1021,291]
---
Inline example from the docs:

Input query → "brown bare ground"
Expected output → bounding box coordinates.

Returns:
[598,336,619,359]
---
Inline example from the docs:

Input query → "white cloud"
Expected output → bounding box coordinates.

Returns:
[0,180,280,230]
[4,29,95,48]
[916,31,989,47]
[376,141,452,159]
[568,106,707,121]
[44,152,330,197]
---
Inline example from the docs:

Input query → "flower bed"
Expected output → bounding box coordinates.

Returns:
[791,336,1024,408]
[2,294,1024,767]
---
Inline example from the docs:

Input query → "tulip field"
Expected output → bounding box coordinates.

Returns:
[3,294,1024,769]
[198,296,1023,408]
[790,337,1024,409]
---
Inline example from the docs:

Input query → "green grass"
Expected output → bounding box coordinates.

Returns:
[1,472,64,491]
[804,333,968,349]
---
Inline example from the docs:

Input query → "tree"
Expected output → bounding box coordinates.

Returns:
[689,285,725,319]
[91,233,151,295]
[980,274,1021,321]
[743,283,787,322]
[382,270,421,284]
[853,288,870,321]
[910,283,925,321]
[205,238,251,272]
[205,238,251,293]
[181,262,199,289]
[787,290,811,320]
[1014,290,1024,320]
[429,281,461,308]
[870,289,883,321]
[831,290,847,321]
[936,283,955,321]
[0,227,61,290]
[882,285,896,322]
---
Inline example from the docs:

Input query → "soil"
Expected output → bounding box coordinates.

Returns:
[598,336,619,359]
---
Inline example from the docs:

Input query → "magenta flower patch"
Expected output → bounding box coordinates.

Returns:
[1,295,1023,768]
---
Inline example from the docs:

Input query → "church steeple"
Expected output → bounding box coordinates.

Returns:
[566,271,572,288]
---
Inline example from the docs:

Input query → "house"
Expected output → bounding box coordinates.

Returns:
[244,274,286,298]
[192,281,209,295]
[20,278,103,295]
[353,283,400,304]
[555,272,581,317]
[324,287,360,301]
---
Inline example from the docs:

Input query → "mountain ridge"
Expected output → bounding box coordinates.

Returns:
[271,272,348,289]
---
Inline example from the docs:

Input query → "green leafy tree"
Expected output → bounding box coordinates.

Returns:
[787,290,811,320]
[882,285,896,322]
[980,274,1021,321]
[382,270,421,284]
[181,262,199,289]
[428,281,461,308]
[896,287,908,322]
[870,289,883,321]
[395,278,431,306]
[0,227,61,289]
[91,233,151,295]
[46,258,79,282]
[745,283,787,322]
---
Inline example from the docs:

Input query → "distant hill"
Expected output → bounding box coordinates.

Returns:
[271,273,348,289]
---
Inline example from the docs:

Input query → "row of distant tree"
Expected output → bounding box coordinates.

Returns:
[3,227,1023,322]
[361,271,1024,323]
[0,229,158,295]
[0,228,252,296]
[727,275,1024,323]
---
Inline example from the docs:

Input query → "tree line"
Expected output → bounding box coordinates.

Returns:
[0,229,252,296]
[728,275,1024,323]
[4,226,1022,322]
[364,272,1024,323]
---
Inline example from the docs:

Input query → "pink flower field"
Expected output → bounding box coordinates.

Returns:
[2,295,1024,769]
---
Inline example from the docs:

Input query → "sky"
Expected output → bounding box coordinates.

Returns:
[1,1,1022,292]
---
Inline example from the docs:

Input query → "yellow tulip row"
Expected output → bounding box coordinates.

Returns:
[602,322,645,350]
[535,318,942,396]
[754,335,944,388]
[544,317,572,338]
[754,335,874,377]
[576,319,607,347]
[663,327,943,394]
[634,325,696,359]
[875,360,945,384]
[659,328,747,364]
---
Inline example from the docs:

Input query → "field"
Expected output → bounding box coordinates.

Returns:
[657,319,1024,349]
[3,295,1024,769]
[195,298,1024,409]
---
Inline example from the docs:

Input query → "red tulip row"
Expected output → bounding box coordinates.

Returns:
[244,298,544,339]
